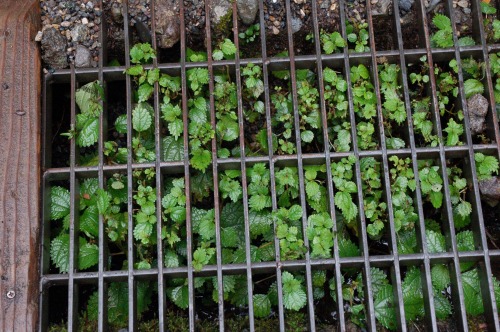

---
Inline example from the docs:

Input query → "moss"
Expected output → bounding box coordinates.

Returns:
[212,8,233,38]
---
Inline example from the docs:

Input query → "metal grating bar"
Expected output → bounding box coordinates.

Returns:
[365,1,407,330]
[392,0,438,329]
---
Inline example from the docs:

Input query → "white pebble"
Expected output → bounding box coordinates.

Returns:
[82,17,89,25]
[35,31,43,42]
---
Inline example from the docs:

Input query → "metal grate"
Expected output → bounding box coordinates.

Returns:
[39,0,500,331]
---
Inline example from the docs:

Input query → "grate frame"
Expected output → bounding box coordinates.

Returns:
[39,0,500,331]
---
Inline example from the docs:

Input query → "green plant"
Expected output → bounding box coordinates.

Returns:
[320,30,346,54]
[239,23,260,44]
[346,23,370,53]
[323,67,350,151]
[212,38,237,61]
[331,156,358,232]
[61,81,104,148]
[475,152,500,180]
[430,14,475,48]
[481,1,500,42]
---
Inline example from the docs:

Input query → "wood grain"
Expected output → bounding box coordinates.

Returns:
[0,0,41,330]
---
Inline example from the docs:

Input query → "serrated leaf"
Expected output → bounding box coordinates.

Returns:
[190,149,212,172]
[137,83,154,102]
[288,205,303,221]
[462,268,484,315]
[164,249,179,268]
[300,130,314,143]
[335,191,358,221]
[434,291,452,319]
[114,114,128,134]
[170,285,189,309]
[79,242,99,270]
[77,117,99,147]
[133,222,153,244]
[338,237,360,258]
[212,49,224,61]
[433,14,452,31]
[282,271,307,311]
[426,230,446,253]
[221,39,236,56]
[96,188,111,215]
[253,294,271,318]
[464,79,484,98]
[374,284,397,330]
[51,234,70,273]
[80,205,99,238]
[50,186,71,220]
[198,217,215,241]
[431,264,450,290]
[132,105,152,132]
[162,136,184,161]
[168,118,183,139]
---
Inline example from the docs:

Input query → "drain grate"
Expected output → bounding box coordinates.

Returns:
[39,0,500,331]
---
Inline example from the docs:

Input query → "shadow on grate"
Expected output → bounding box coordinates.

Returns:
[39,0,500,331]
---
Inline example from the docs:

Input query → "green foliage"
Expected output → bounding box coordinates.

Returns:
[282,271,307,311]
[346,23,370,53]
[475,152,500,180]
[212,38,236,61]
[129,43,156,64]
[275,205,306,260]
[239,24,260,44]
[431,14,453,48]
[320,30,346,54]
[331,156,358,231]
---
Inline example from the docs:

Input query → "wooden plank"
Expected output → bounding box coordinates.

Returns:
[0,0,41,330]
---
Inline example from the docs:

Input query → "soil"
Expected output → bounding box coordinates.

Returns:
[401,4,422,49]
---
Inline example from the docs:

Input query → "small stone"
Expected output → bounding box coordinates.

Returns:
[479,177,500,207]
[291,17,302,33]
[71,24,88,43]
[272,26,279,34]
[60,21,71,28]
[41,27,68,69]
[457,0,469,8]
[111,3,123,24]
[210,0,232,29]
[82,17,89,25]
[35,31,43,42]
[135,21,152,44]
[273,20,280,27]
[75,45,91,67]
[155,0,180,48]
[467,93,488,135]
[237,0,258,25]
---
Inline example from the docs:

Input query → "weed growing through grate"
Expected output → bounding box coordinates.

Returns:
[323,66,351,152]
[481,1,500,43]
[350,63,379,150]
[429,13,475,48]
[489,52,500,118]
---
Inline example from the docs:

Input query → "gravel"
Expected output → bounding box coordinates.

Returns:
[39,0,102,68]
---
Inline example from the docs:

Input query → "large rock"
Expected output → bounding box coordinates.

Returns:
[71,24,88,43]
[155,0,180,48]
[467,93,488,135]
[210,0,232,34]
[479,177,500,207]
[74,45,91,68]
[237,0,258,25]
[41,27,68,69]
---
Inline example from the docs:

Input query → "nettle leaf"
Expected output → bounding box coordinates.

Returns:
[335,191,358,221]
[253,294,271,318]
[96,188,111,215]
[426,230,446,253]
[132,104,152,132]
[462,268,484,315]
[80,205,99,238]
[77,117,99,147]
[133,222,153,244]
[221,39,236,56]
[50,186,70,220]
[431,264,450,290]
[434,292,452,319]
[137,83,154,102]
[115,114,128,134]
[374,284,397,330]
[170,285,189,309]
[402,267,424,321]
[50,234,70,273]
[282,271,307,311]
[190,149,212,172]
[464,79,484,98]
[433,14,451,31]
[338,237,360,258]
[301,130,314,143]
[79,242,99,270]
[162,136,184,162]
